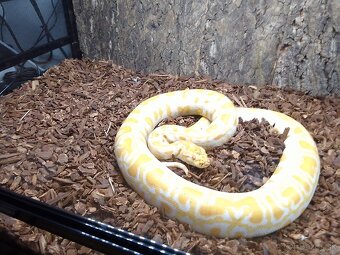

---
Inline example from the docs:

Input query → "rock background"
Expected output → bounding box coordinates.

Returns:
[72,0,339,96]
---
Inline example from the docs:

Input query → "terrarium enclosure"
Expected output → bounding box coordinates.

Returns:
[0,0,339,255]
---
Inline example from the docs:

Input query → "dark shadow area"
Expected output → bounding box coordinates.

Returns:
[0,229,40,255]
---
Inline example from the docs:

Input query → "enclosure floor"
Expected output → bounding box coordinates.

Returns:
[0,59,339,255]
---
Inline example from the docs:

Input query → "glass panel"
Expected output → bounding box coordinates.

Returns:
[0,0,68,52]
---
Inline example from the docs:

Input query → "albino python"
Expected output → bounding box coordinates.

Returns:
[114,89,320,238]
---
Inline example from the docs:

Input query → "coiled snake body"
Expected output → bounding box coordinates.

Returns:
[114,89,320,238]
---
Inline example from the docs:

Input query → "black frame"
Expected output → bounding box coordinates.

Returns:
[0,0,81,71]
[0,187,189,255]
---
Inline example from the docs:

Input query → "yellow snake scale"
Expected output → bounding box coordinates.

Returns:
[114,89,320,238]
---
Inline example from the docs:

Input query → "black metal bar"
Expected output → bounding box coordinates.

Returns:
[29,0,68,58]
[0,187,189,255]
[0,36,72,71]
[61,0,82,59]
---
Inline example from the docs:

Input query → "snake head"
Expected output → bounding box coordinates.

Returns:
[174,141,210,168]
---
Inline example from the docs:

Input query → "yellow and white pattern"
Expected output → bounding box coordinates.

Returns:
[114,89,320,238]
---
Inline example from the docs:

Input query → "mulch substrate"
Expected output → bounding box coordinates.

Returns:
[0,59,339,255]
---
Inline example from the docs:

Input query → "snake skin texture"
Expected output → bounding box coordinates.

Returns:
[114,89,320,238]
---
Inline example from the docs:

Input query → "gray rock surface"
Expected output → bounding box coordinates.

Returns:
[73,0,339,95]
